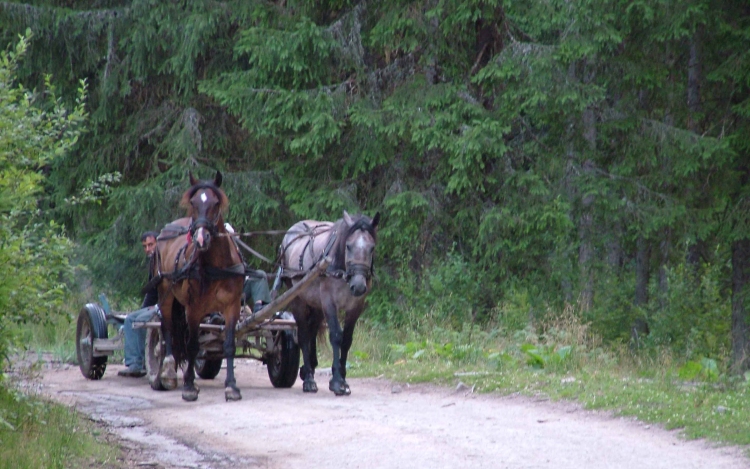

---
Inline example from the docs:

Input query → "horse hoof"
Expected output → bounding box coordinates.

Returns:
[329,379,350,396]
[162,378,178,391]
[303,380,318,393]
[225,387,242,401]
[160,356,178,390]
[182,388,200,402]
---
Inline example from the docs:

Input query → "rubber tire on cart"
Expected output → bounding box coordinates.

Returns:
[195,351,223,380]
[267,313,300,388]
[146,327,168,391]
[77,303,109,380]
[195,313,223,379]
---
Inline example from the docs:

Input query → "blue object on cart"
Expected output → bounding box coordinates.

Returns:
[98,293,112,316]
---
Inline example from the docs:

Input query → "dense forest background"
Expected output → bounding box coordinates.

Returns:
[1,0,749,372]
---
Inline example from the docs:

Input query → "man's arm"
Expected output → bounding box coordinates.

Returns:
[142,286,158,308]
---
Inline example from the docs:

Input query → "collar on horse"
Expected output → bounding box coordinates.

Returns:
[142,220,245,295]
[170,237,245,283]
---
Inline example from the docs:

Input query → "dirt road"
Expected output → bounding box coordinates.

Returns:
[39,360,748,469]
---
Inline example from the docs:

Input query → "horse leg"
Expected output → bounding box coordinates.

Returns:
[224,310,242,401]
[338,312,360,395]
[297,311,318,393]
[308,312,319,371]
[323,301,348,396]
[158,297,178,391]
[181,315,201,402]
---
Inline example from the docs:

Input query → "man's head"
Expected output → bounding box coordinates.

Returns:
[141,231,159,257]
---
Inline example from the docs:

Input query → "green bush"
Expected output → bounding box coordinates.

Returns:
[646,262,730,361]
[0,32,86,363]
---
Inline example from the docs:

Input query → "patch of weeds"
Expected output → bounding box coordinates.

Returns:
[0,381,118,469]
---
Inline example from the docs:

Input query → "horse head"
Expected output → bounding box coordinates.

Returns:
[341,210,380,297]
[182,171,228,252]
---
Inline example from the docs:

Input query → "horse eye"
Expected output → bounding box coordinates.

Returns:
[346,245,352,252]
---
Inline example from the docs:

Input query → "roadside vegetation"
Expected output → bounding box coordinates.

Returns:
[0,32,119,469]
[346,308,750,449]
[0,379,118,469]
[339,257,750,451]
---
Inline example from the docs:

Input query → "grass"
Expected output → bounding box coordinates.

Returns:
[1,302,125,469]
[0,378,119,469]
[15,312,125,366]
[341,306,750,451]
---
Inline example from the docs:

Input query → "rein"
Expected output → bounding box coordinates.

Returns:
[217,228,325,265]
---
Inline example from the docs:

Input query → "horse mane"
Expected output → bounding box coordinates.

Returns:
[329,214,377,272]
[179,181,229,217]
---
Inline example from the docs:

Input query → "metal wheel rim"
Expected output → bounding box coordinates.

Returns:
[150,330,163,361]
[79,318,93,370]
[269,333,282,372]
[195,350,206,370]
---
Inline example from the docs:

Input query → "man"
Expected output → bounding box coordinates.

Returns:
[118,231,159,378]
[244,270,271,313]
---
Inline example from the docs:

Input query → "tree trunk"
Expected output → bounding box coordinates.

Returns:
[658,228,671,310]
[686,27,704,274]
[631,235,651,344]
[635,236,650,306]
[687,29,702,127]
[606,220,622,271]
[578,177,594,311]
[731,238,750,374]
[578,60,596,311]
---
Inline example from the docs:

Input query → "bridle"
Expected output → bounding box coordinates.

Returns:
[344,260,373,282]
[188,212,221,239]
[187,186,223,243]
[341,217,376,282]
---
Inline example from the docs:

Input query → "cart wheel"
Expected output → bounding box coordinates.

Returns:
[195,313,224,379]
[77,303,108,380]
[267,313,300,388]
[195,352,223,380]
[146,327,167,391]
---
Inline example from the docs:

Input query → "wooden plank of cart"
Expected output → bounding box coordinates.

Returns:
[75,256,330,390]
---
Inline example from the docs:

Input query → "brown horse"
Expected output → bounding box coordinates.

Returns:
[280,210,379,395]
[152,171,245,402]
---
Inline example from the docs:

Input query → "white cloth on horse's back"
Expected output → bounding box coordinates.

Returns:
[225,223,235,233]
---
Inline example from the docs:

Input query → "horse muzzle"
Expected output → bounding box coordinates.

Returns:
[349,276,368,297]
[345,263,371,297]
[194,227,211,251]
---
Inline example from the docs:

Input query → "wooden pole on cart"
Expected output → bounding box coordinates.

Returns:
[236,256,331,332]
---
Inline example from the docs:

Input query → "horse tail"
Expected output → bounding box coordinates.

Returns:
[171,300,189,365]
[311,311,327,345]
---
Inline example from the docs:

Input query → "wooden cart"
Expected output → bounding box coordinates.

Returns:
[76,257,329,390]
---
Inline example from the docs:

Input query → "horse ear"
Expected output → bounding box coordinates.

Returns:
[189,171,198,186]
[343,210,354,226]
[214,171,223,188]
[371,212,380,229]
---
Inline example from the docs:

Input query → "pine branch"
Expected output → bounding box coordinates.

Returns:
[0,2,129,25]
[363,51,419,102]
[327,2,366,69]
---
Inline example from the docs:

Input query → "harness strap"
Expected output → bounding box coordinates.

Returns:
[158,224,189,240]
[234,236,274,264]
[204,263,246,280]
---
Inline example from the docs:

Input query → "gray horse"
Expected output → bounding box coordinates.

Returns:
[280,210,379,395]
